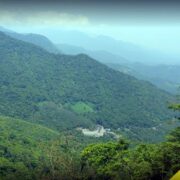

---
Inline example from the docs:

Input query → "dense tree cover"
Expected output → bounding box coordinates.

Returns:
[57,42,180,94]
[169,103,180,111]
[0,116,59,179]
[0,30,179,180]
[107,63,180,94]
[81,103,180,180]
[0,116,116,179]
[167,104,180,142]
[0,111,179,179]
[0,31,175,141]
[81,134,180,180]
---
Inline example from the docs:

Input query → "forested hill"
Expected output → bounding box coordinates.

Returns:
[0,27,59,53]
[0,31,174,140]
[0,115,59,179]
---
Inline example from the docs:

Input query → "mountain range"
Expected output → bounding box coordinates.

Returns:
[1,27,179,94]
[57,43,180,94]
[0,26,59,53]
[48,30,180,65]
[0,30,176,142]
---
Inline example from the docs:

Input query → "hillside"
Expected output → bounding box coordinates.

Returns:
[0,116,59,179]
[0,115,115,179]
[57,43,180,94]
[57,43,128,64]
[0,27,59,53]
[52,30,179,65]
[0,31,175,141]
[107,63,180,94]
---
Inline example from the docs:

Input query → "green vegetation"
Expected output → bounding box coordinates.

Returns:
[0,31,179,179]
[0,31,175,141]
[0,115,115,179]
[81,137,180,180]
[31,101,93,131]
[0,116,59,179]
[70,102,94,114]
[0,114,179,180]
[169,103,180,111]
[81,104,180,180]
[107,63,180,94]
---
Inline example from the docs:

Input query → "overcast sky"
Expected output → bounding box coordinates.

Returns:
[0,0,180,56]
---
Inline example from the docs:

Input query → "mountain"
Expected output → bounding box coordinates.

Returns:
[57,43,180,94]
[127,63,180,94]
[52,30,179,65]
[2,28,178,94]
[0,26,14,33]
[0,26,59,53]
[57,43,87,55]
[107,63,180,94]
[0,31,175,141]
[57,43,129,64]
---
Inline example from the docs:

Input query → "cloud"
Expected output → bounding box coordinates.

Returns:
[0,10,90,28]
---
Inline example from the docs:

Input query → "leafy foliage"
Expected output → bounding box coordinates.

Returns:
[81,138,180,180]
[81,103,180,180]
[108,63,180,94]
[0,115,115,179]
[0,30,179,180]
[0,116,58,179]
[69,102,94,114]
[169,104,180,111]
[0,32,174,141]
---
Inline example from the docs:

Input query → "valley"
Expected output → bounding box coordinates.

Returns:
[0,24,179,180]
[0,31,175,142]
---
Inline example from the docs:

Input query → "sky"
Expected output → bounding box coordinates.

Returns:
[0,0,180,56]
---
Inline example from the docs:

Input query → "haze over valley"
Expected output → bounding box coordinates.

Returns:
[0,1,180,179]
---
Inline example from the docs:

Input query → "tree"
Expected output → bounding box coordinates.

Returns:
[81,139,129,179]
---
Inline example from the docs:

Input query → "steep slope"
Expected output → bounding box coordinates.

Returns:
[7,33,59,54]
[0,115,59,179]
[52,30,179,65]
[0,32,174,137]
[107,63,180,94]
[127,63,180,94]
[57,43,180,94]
[0,26,14,33]
[57,43,128,64]
[0,27,59,53]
